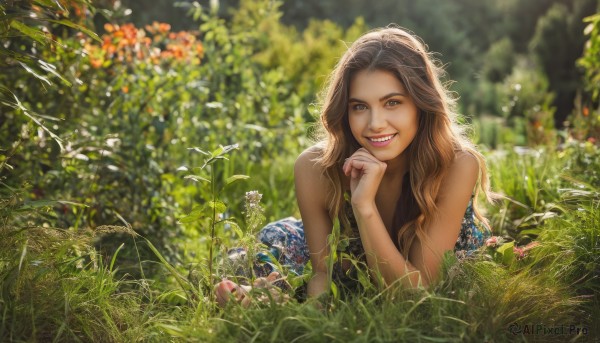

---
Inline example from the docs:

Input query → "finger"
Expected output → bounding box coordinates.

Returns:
[346,157,376,172]
[351,149,379,161]
[266,271,280,282]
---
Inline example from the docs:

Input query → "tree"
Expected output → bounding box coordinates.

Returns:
[529,0,599,128]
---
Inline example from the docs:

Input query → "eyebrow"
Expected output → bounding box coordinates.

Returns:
[348,92,407,103]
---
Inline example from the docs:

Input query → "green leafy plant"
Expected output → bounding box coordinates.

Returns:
[179,144,248,301]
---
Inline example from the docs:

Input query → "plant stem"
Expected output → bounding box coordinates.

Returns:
[208,164,216,303]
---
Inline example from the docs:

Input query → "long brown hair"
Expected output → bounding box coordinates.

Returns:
[314,26,493,257]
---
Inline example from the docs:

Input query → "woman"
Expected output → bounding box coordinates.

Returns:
[216,26,493,306]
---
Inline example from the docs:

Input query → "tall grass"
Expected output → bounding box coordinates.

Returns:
[1,142,598,341]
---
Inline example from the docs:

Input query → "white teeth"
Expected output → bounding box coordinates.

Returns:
[370,134,395,142]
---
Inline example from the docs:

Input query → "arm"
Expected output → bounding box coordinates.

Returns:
[294,147,334,298]
[407,152,479,286]
[348,151,479,289]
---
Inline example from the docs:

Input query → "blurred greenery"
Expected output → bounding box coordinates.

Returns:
[1,0,599,341]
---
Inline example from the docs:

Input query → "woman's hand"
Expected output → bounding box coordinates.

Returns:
[214,272,290,308]
[342,148,387,209]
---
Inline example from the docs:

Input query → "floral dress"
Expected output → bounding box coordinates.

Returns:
[224,196,490,291]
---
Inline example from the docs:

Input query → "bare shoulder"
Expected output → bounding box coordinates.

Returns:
[294,145,330,207]
[437,150,480,200]
[295,145,323,170]
[448,150,479,180]
[295,145,327,183]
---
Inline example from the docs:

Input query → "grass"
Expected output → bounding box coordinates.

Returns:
[1,142,599,342]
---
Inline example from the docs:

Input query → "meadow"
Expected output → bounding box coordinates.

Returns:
[1,1,599,342]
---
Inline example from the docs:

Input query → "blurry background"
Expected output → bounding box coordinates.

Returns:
[120,0,598,142]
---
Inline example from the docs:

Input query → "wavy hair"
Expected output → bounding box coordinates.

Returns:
[314,26,493,257]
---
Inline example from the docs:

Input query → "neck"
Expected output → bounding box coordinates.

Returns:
[383,153,409,184]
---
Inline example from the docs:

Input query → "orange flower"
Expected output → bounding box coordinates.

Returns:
[195,43,204,58]
[104,23,115,33]
[90,57,103,68]
[159,23,171,33]
[583,107,589,117]
[121,86,129,94]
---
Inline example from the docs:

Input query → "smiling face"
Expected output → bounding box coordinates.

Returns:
[348,69,419,166]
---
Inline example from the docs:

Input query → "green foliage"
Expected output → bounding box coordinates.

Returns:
[481,38,515,83]
[180,144,249,300]
[578,13,600,102]
[0,193,149,341]
[484,142,597,237]
[569,12,600,144]
[472,55,559,148]
[529,0,599,126]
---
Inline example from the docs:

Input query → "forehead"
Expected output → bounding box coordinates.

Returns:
[348,69,407,98]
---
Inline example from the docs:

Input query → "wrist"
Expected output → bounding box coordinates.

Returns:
[351,201,377,217]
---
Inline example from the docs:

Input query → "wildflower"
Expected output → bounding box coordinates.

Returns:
[245,190,263,211]
[513,241,539,260]
[104,23,115,33]
[583,107,589,117]
[513,246,525,259]
[522,241,540,252]
[485,236,499,247]
[158,23,171,33]
[245,190,265,232]
[90,57,103,68]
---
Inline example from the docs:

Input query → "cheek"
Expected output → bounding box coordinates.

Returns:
[348,116,362,138]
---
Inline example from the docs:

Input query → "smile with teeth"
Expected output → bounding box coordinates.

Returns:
[368,134,396,142]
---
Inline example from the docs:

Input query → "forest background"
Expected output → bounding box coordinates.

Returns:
[1,0,599,341]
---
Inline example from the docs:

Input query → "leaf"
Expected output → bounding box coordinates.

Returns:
[183,174,210,183]
[178,206,205,223]
[144,238,192,296]
[224,174,249,186]
[37,59,72,87]
[178,214,202,224]
[518,228,541,237]
[208,200,227,213]
[20,199,88,210]
[497,241,515,265]
[330,280,338,299]
[33,0,58,7]
[18,62,51,86]
[10,21,49,46]
[187,147,209,155]
[18,241,28,272]
[109,243,125,273]
[46,19,102,42]
[496,241,514,255]
[220,143,240,155]
[210,145,225,158]
[223,220,243,238]
[211,143,239,159]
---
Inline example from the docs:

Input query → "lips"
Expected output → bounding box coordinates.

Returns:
[368,133,397,142]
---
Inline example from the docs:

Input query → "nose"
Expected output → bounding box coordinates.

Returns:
[368,108,386,132]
